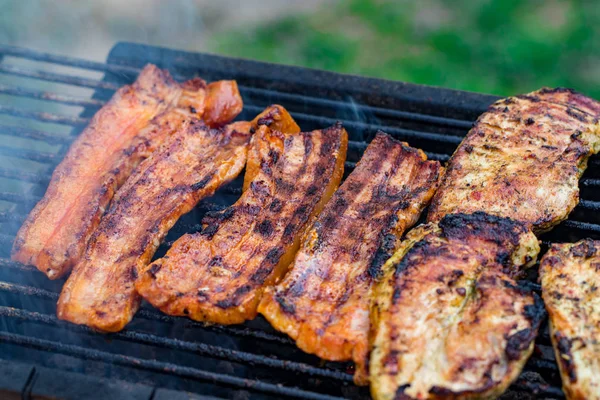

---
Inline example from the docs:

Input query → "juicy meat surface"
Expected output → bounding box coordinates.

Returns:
[57,120,252,332]
[12,65,243,279]
[427,88,600,233]
[370,213,543,400]
[258,132,442,385]
[540,239,600,400]
[136,123,349,325]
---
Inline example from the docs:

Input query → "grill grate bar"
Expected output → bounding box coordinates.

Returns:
[563,219,600,233]
[0,307,353,382]
[0,124,73,144]
[239,87,474,130]
[0,276,298,345]
[0,105,88,126]
[0,213,26,224]
[0,64,121,91]
[0,167,50,184]
[0,84,106,108]
[578,199,600,211]
[244,105,464,145]
[0,45,476,130]
[0,44,140,75]
[0,145,57,163]
[0,191,41,204]
[0,332,345,400]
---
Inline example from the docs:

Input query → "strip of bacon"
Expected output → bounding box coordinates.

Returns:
[259,132,442,385]
[12,65,242,279]
[57,116,253,332]
[135,123,348,325]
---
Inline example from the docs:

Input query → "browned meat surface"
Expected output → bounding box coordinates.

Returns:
[370,213,543,400]
[428,88,600,233]
[136,123,348,325]
[12,65,243,279]
[259,132,442,385]
[540,239,600,400]
[57,118,253,332]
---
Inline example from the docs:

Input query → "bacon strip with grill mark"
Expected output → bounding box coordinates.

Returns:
[135,123,348,325]
[259,132,442,385]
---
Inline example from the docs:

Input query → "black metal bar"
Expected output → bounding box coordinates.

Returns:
[582,178,600,187]
[578,199,600,211]
[0,281,58,299]
[0,213,26,223]
[0,307,353,382]
[136,309,293,346]
[239,86,474,130]
[0,124,73,145]
[0,167,49,184]
[0,84,105,108]
[0,105,88,126]
[0,191,41,204]
[246,105,464,145]
[0,332,345,400]
[0,44,140,75]
[563,219,600,233]
[0,145,56,163]
[0,64,120,91]
[0,258,38,273]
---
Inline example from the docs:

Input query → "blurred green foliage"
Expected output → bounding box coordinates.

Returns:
[210,0,600,98]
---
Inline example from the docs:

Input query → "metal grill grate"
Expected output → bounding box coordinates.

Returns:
[0,42,597,399]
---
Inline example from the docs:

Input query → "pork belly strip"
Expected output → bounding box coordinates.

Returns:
[12,65,242,279]
[136,123,348,325]
[57,118,253,332]
[259,132,442,385]
[540,240,600,400]
[370,213,543,400]
[427,88,600,233]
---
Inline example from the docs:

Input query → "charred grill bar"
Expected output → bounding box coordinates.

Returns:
[0,43,598,399]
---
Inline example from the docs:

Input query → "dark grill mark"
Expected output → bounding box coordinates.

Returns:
[191,174,213,191]
[269,198,283,212]
[255,220,274,237]
[275,295,296,314]
[265,247,283,266]
[148,263,162,278]
[505,328,534,360]
[555,332,577,383]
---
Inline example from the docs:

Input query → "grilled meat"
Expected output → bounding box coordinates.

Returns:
[427,88,600,233]
[370,213,543,400]
[57,119,253,332]
[540,239,600,400]
[259,132,442,385]
[136,123,348,325]
[243,104,300,191]
[12,65,243,279]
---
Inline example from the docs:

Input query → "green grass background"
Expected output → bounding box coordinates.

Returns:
[210,0,600,98]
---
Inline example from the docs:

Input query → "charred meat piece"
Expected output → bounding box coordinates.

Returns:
[428,88,600,233]
[370,213,543,400]
[136,123,348,325]
[540,239,600,400]
[259,132,442,385]
[12,65,243,279]
[243,104,301,191]
[57,119,252,332]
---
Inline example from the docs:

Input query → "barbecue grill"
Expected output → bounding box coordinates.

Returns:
[0,42,598,399]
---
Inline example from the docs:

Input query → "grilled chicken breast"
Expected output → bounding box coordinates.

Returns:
[12,65,243,279]
[428,88,600,233]
[136,123,348,325]
[540,239,600,400]
[57,119,252,332]
[370,213,543,400]
[259,132,442,385]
